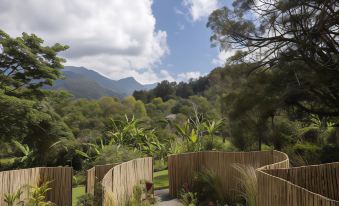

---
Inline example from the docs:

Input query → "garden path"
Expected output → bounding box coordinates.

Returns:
[154,189,183,206]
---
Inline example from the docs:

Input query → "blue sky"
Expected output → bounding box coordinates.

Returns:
[0,0,233,84]
[152,0,232,81]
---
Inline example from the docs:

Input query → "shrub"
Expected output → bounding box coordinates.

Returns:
[190,169,224,205]
[92,145,142,166]
[284,143,321,166]
[179,190,198,206]
[76,193,94,206]
[127,181,155,206]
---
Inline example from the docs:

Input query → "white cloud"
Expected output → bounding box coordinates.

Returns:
[0,0,169,84]
[177,71,203,82]
[212,50,234,66]
[183,0,219,21]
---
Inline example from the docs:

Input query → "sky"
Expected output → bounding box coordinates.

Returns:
[0,0,233,84]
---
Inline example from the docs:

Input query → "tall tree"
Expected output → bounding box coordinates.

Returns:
[207,0,339,117]
[0,30,69,97]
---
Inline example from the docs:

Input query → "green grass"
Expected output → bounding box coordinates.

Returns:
[0,157,16,165]
[154,170,168,190]
[72,185,85,206]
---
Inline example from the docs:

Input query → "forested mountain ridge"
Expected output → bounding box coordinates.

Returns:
[46,66,157,99]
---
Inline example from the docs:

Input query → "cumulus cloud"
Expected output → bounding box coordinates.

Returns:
[177,71,203,82]
[183,0,219,21]
[0,0,169,84]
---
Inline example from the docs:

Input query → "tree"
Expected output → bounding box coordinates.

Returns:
[0,30,72,165]
[0,30,69,97]
[176,82,194,98]
[207,0,339,117]
[153,80,176,101]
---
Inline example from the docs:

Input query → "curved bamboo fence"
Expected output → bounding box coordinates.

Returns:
[102,157,153,206]
[168,150,289,201]
[0,167,72,206]
[257,162,339,206]
[169,151,339,205]
[86,163,116,195]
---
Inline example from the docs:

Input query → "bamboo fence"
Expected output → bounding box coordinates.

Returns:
[86,163,116,195]
[0,167,72,206]
[168,150,289,200]
[101,157,153,206]
[169,150,339,206]
[257,162,339,206]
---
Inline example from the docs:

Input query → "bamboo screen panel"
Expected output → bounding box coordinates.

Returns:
[86,163,116,195]
[102,157,153,206]
[0,167,72,206]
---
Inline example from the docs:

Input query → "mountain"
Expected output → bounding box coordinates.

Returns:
[47,66,157,99]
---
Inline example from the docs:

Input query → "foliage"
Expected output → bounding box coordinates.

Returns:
[0,29,68,96]
[233,164,257,206]
[127,182,155,206]
[190,169,224,205]
[12,140,35,166]
[207,0,339,117]
[4,188,23,206]
[179,190,198,206]
[76,193,94,206]
[91,145,142,167]
[27,181,55,206]
[106,115,164,158]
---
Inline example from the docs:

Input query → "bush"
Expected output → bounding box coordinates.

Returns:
[284,143,321,166]
[76,193,94,206]
[190,169,224,205]
[92,145,142,166]
[127,181,155,206]
[320,145,339,163]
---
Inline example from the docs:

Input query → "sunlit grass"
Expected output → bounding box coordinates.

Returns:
[153,170,168,190]
[72,185,85,206]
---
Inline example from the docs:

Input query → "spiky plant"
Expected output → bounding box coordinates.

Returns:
[4,188,23,206]
[232,164,257,206]
[27,181,55,206]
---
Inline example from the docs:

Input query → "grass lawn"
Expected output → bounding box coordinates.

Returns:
[153,170,168,190]
[72,185,85,206]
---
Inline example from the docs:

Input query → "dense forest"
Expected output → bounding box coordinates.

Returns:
[0,0,338,205]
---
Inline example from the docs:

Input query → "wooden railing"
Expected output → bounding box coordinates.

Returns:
[101,157,153,206]
[0,167,72,206]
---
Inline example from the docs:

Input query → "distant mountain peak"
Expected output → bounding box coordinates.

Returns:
[46,66,157,99]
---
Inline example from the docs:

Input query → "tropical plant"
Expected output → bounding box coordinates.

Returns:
[203,119,223,144]
[4,188,23,206]
[106,115,164,157]
[12,140,35,166]
[27,181,55,206]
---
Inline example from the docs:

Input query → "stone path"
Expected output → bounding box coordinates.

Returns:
[154,189,183,206]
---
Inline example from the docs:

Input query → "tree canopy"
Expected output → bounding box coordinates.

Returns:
[207,0,339,116]
[0,30,69,97]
